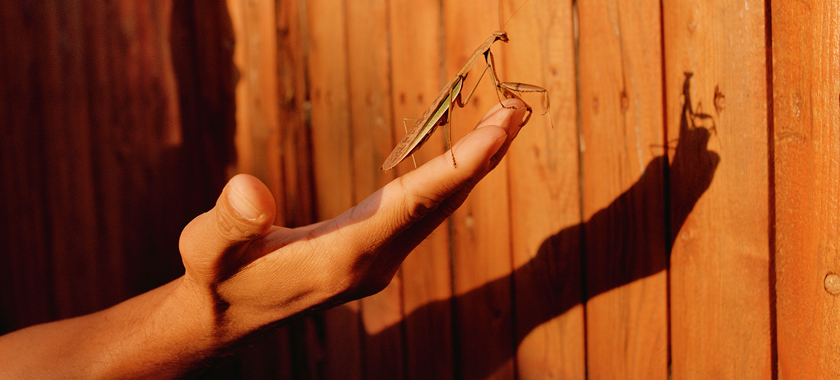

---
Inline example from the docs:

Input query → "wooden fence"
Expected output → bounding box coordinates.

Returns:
[0,0,837,379]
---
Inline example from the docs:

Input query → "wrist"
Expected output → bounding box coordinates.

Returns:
[92,277,228,379]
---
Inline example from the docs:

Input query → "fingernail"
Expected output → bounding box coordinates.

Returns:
[494,133,507,151]
[488,134,507,167]
[229,183,262,221]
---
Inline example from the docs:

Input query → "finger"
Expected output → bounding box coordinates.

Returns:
[395,98,527,223]
[373,98,527,266]
[486,98,527,171]
[314,99,526,268]
[179,174,277,281]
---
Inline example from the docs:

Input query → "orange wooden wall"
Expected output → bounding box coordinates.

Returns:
[0,0,235,330]
[1,0,838,379]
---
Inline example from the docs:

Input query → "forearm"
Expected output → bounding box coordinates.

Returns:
[0,278,226,379]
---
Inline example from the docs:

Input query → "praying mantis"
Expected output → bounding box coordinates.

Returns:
[379,25,552,171]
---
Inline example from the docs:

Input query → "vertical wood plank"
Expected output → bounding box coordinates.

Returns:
[663,0,772,378]
[236,328,295,380]
[227,0,282,214]
[168,0,238,224]
[40,0,105,320]
[304,0,363,378]
[81,1,133,304]
[443,0,515,378]
[276,0,315,229]
[307,0,354,220]
[577,0,669,378]
[0,0,56,332]
[773,1,840,378]
[346,0,394,197]
[387,0,456,379]
[500,0,585,379]
[344,0,405,378]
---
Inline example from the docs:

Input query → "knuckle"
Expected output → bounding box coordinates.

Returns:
[397,177,444,222]
[404,193,440,221]
[311,236,393,301]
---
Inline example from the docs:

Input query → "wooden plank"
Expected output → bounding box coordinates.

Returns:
[342,0,406,378]
[276,0,315,228]
[304,0,363,378]
[772,1,840,378]
[237,328,295,380]
[227,0,282,215]
[387,0,456,379]
[443,0,515,378]
[168,0,237,212]
[306,0,354,220]
[663,0,772,378]
[81,1,135,305]
[346,0,394,196]
[577,0,669,378]
[36,0,103,320]
[0,1,55,332]
[500,0,586,379]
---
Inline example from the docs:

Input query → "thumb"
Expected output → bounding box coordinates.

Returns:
[179,174,277,281]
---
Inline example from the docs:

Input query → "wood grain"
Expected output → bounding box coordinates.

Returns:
[227,0,282,215]
[443,0,515,378]
[8,0,840,378]
[772,1,840,378]
[306,0,354,221]
[304,0,362,378]
[345,1,405,378]
[663,0,772,378]
[501,0,586,378]
[577,0,668,378]
[275,0,315,228]
[0,1,64,330]
[388,0,456,379]
[0,0,235,335]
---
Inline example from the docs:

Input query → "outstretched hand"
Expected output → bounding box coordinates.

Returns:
[178,98,527,339]
[0,99,527,379]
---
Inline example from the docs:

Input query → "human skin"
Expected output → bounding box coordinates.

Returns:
[0,99,527,379]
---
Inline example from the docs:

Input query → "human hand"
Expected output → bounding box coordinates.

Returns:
[0,99,527,380]
[177,99,528,340]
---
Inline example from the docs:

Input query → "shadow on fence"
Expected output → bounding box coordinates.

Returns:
[343,72,720,379]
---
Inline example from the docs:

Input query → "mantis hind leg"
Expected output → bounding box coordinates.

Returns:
[498,82,552,115]
[485,50,552,128]
[499,82,553,129]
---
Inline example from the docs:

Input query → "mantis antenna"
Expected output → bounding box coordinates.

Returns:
[500,0,532,31]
